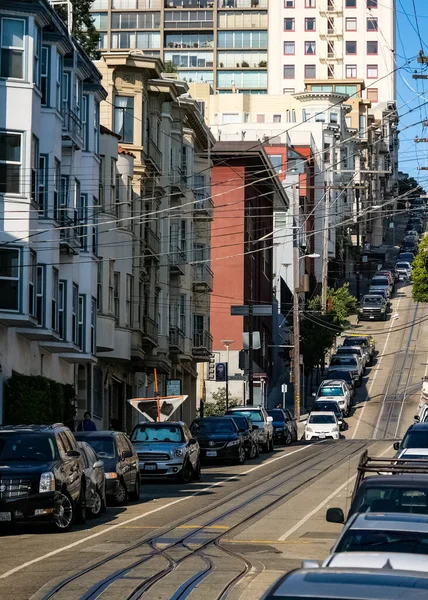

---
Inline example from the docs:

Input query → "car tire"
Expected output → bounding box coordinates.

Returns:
[74,483,86,525]
[89,488,103,518]
[255,442,260,458]
[177,459,193,483]
[262,441,269,453]
[284,430,292,445]
[193,458,202,480]
[249,442,258,459]
[129,477,140,501]
[236,445,246,465]
[114,479,128,505]
[52,491,74,533]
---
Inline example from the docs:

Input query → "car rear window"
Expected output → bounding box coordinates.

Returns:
[319,387,343,397]
[331,357,357,366]
[191,419,237,435]
[227,410,263,423]
[371,278,389,286]
[83,438,116,459]
[267,410,285,421]
[313,402,340,413]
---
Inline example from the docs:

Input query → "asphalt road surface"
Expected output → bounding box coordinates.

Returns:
[0,283,426,600]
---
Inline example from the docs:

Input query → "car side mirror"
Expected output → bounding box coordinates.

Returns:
[312,392,316,397]
[414,415,420,422]
[267,416,273,423]
[393,441,400,450]
[66,450,81,458]
[189,438,198,445]
[122,450,133,459]
[302,560,321,569]
[93,460,104,469]
[326,507,345,524]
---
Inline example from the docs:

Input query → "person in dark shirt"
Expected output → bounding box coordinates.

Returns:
[77,411,97,431]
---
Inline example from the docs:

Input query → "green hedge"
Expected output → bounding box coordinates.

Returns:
[4,372,77,426]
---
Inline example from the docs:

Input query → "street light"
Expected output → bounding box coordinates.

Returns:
[221,339,234,410]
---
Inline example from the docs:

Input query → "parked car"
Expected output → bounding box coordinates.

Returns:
[369,276,392,299]
[376,270,396,290]
[311,399,345,431]
[324,369,356,398]
[401,239,418,254]
[283,408,298,442]
[395,261,412,280]
[335,345,368,372]
[129,421,201,483]
[225,406,274,453]
[357,294,389,322]
[304,412,339,441]
[398,251,416,263]
[75,431,140,505]
[329,354,362,386]
[77,441,106,518]
[190,417,246,464]
[316,380,352,417]
[393,422,428,455]
[267,409,294,445]
[225,415,259,459]
[341,335,374,366]
[0,423,86,532]
[262,568,428,600]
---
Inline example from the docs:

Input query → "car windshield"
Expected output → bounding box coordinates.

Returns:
[401,431,428,449]
[362,297,382,306]
[336,529,428,554]
[84,438,116,459]
[227,410,263,423]
[267,410,285,422]
[131,425,184,443]
[343,338,367,347]
[319,387,343,397]
[331,357,356,366]
[191,419,236,435]
[313,403,340,414]
[354,487,428,514]
[0,434,56,461]
[396,263,410,269]
[309,415,336,424]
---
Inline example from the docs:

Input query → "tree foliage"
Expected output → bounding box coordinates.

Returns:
[163,61,178,73]
[397,173,425,209]
[54,0,100,59]
[412,236,428,302]
[203,387,240,417]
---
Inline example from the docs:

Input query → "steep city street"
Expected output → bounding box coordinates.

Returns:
[0,285,424,600]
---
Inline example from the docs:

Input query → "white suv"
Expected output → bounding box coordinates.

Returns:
[225,406,274,453]
[316,380,352,417]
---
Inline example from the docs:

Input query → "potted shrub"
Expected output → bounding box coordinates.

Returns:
[259,60,267,67]
[242,61,249,67]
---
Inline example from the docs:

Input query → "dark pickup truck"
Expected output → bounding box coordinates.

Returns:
[357,294,388,321]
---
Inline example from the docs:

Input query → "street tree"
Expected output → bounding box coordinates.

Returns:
[412,236,428,302]
[202,388,239,417]
[54,0,100,59]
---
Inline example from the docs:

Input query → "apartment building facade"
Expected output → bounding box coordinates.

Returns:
[269,0,395,103]
[0,0,107,421]
[95,52,215,425]
[91,0,269,94]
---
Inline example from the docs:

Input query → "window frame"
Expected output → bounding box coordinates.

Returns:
[0,17,25,80]
[305,41,316,55]
[41,45,49,106]
[284,41,295,55]
[78,294,85,351]
[82,94,89,151]
[90,297,96,354]
[283,64,295,79]
[33,25,41,87]
[126,274,133,327]
[305,0,316,6]
[345,0,356,6]
[345,17,357,31]
[0,247,20,312]
[367,40,378,55]
[31,135,39,205]
[345,64,357,79]
[29,250,36,318]
[0,131,22,196]
[284,17,295,32]
[114,95,134,144]
[367,87,378,103]
[367,0,378,6]
[36,264,45,325]
[367,17,378,31]
[346,40,357,55]
[72,283,78,345]
[284,0,295,7]
[367,64,378,79]
[304,17,316,32]
[58,280,66,340]
[52,267,59,332]
[304,64,316,79]
[114,272,120,323]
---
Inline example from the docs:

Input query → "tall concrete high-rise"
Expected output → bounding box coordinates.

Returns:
[268,0,396,103]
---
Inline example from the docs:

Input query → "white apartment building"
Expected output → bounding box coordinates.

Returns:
[0,0,106,422]
[268,0,396,104]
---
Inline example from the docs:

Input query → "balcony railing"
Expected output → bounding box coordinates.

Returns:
[145,227,160,257]
[166,0,214,6]
[319,1,343,14]
[169,326,185,352]
[193,263,213,291]
[164,20,214,28]
[59,213,79,254]
[62,108,83,141]
[147,138,162,172]
[218,0,266,6]
[193,329,213,353]
[142,315,159,345]
[193,193,214,218]
[169,245,187,274]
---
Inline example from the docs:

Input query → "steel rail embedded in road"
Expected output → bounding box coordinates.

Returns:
[37,440,368,600]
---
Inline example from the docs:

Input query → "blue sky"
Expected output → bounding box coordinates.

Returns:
[396,0,428,187]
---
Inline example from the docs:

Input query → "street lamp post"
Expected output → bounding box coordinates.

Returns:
[221,339,234,410]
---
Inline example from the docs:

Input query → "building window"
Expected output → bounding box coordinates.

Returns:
[284,0,294,6]
[273,114,281,123]
[78,194,88,250]
[345,17,357,31]
[330,112,338,123]
[93,367,103,418]
[305,17,316,31]
[315,112,325,122]
[53,160,60,221]
[305,0,316,6]
[269,155,282,173]
[328,64,334,78]
[52,268,59,332]
[284,18,294,31]
[305,64,316,78]
[367,87,378,103]
[114,272,120,322]
[111,30,160,49]
[56,52,62,112]
[345,0,356,6]
[346,41,357,54]
[346,64,357,78]
[114,96,134,143]
[94,101,100,155]
[1,18,25,79]
[0,248,19,311]
[29,251,36,318]
[126,274,133,327]
[72,284,78,344]
[256,114,265,123]
[111,158,117,213]
[367,40,378,54]
[99,157,104,208]
[367,17,378,31]
[283,65,295,78]
[217,30,267,49]
[305,41,316,55]
[359,114,366,137]
[31,136,39,205]
[367,64,378,78]
[41,46,49,105]
[58,280,66,339]
[78,294,85,351]
[367,0,378,6]
[36,265,44,324]
[283,87,295,94]
[33,26,41,87]
[180,294,186,334]
[284,41,295,55]
[90,298,96,354]
[108,259,114,314]
[97,262,102,313]
[0,132,21,194]
[82,95,89,150]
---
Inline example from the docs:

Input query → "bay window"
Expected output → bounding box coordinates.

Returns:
[1,18,25,79]
[0,132,21,194]
[0,248,20,311]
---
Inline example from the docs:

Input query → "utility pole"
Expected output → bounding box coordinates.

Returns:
[248,304,254,405]
[355,185,361,300]
[321,186,330,313]
[292,182,301,420]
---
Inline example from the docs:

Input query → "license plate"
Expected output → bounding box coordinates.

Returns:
[206,450,217,457]
[319,433,326,439]
[369,315,374,319]
[0,512,11,521]
[144,463,157,471]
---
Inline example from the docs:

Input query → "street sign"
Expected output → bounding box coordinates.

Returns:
[243,331,261,349]
[281,384,288,393]
[405,201,411,209]
[166,379,181,396]
[231,305,273,316]
[215,362,228,382]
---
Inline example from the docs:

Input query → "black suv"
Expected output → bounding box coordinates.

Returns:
[0,424,86,532]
